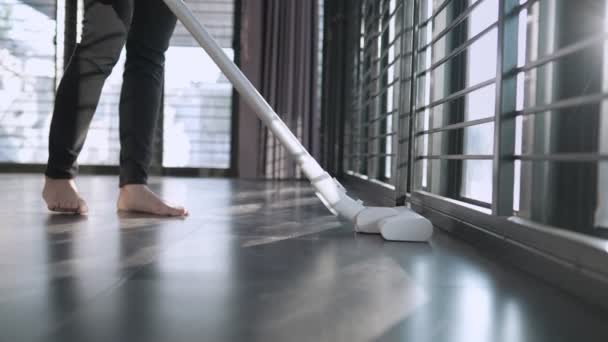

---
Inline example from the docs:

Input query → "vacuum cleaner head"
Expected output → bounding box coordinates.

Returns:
[318,179,433,242]
[355,206,433,242]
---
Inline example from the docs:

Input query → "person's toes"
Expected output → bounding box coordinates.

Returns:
[62,201,73,211]
[165,205,187,217]
[59,204,73,213]
[54,202,66,211]
[66,201,77,211]
[56,201,76,213]
[160,205,174,216]
[78,199,89,214]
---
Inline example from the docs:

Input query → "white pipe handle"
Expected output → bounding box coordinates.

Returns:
[162,0,365,218]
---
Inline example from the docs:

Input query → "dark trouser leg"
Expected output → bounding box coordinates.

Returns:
[118,0,177,187]
[46,0,133,179]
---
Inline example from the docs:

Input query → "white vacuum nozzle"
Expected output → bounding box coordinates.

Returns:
[355,206,433,242]
[377,208,434,242]
[355,207,399,234]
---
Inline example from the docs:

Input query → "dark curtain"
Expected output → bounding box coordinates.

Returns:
[236,0,320,179]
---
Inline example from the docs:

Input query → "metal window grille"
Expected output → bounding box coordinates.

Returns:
[343,0,413,190]
[506,0,608,235]
[411,0,499,208]
[325,0,608,238]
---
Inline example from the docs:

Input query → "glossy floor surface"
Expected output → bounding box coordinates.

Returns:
[1,175,607,342]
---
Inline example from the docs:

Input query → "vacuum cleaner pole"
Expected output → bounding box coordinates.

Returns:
[163,0,433,242]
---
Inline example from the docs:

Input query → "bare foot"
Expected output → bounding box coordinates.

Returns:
[117,184,188,217]
[42,178,89,214]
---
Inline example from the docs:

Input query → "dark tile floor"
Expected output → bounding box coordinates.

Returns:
[0,174,607,342]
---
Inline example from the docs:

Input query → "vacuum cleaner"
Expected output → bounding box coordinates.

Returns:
[162,0,433,242]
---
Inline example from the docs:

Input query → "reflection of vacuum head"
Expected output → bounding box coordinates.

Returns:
[162,0,433,242]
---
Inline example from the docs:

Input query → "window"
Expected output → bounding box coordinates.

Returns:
[77,0,237,169]
[0,0,57,163]
[413,0,499,206]
[514,0,607,235]
[329,0,608,237]
[323,0,608,306]
[163,0,235,168]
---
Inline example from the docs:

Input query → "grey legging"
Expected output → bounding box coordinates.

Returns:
[45,0,177,186]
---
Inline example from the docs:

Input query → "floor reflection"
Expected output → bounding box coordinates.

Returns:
[0,175,607,341]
